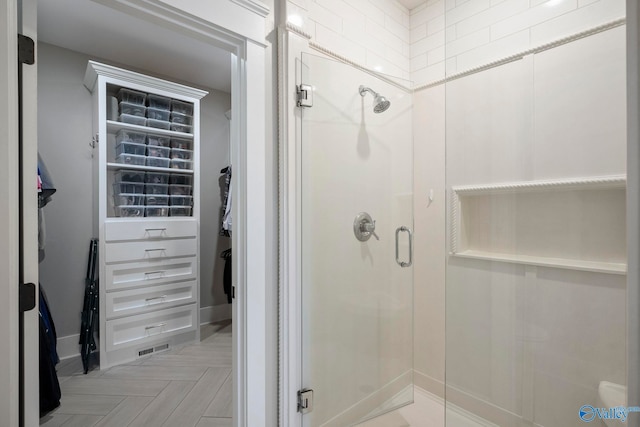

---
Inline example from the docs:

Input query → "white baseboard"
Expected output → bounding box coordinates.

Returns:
[56,333,81,361]
[200,304,232,325]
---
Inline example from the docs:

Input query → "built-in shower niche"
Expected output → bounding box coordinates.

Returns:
[450,175,627,274]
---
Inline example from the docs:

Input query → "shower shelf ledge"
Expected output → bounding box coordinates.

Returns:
[451,250,626,275]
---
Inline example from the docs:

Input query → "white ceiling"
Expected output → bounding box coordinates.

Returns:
[37,0,232,93]
[397,0,427,11]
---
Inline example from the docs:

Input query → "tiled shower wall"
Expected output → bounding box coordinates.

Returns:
[287,0,626,88]
[286,0,412,82]
[411,0,626,87]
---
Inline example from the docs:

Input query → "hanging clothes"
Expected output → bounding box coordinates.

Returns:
[219,166,232,237]
[39,285,61,415]
[38,153,56,262]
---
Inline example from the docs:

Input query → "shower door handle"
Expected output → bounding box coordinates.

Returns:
[395,226,413,268]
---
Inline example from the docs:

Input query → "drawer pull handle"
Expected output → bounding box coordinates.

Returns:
[145,323,167,330]
[145,295,168,303]
[145,227,167,232]
[144,270,166,278]
[145,248,166,252]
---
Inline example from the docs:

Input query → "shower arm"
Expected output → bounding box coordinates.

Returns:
[359,85,378,98]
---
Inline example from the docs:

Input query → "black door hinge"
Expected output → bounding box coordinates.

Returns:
[18,34,35,65]
[232,286,236,299]
[19,282,36,313]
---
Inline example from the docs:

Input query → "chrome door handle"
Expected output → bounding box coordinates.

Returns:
[395,226,413,267]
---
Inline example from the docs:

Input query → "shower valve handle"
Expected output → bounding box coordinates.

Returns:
[354,212,379,242]
[361,220,379,240]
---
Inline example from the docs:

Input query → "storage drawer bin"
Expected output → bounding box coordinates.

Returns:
[169,184,192,196]
[170,112,193,125]
[169,174,193,185]
[145,183,168,195]
[147,134,170,147]
[116,142,146,156]
[116,205,145,218]
[170,123,192,134]
[120,114,146,126]
[114,182,145,194]
[171,100,193,115]
[147,119,170,130]
[170,148,193,160]
[147,146,170,158]
[116,153,146,166]
[120,101,146,117]
[170,195,192,206]
[116,129,146,145]
[146,157,170,168]
[145,172,169,184]
[104,219,197,242]
[104,237,196,263]
[118,88,146,105]
[115,171,145,183]
[148,94,171,110]
[147,107,170,121]
[105,281,197,319]
[170,138,192,150]
[170,159,193,170]
[145,195,169,206]
[105,257,197,291]
[170,207,192,217]
[105,304,197,352]
[115,194,145,206]
[145,206,169,217]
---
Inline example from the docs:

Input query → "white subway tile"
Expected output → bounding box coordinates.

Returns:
[317,0,366,29]
[385,14,411,42]
[427,45,446,64]
[446,0,491,26]
[446,27,490,57]
[456,0,472,5]
[287,2,312,32]
[530,0,548,6]
[490,0,509,5]
[349,0,386,26]
[366,50,407,78]
[315,23,367,64]
[308,1,343,33]
[446,56,457,75]
[403,42,412,57]
[446,0,457,11]
[412,0,445,27]
[427,15,446,35]
[366,18,405,53]
[455,0,529,38]
[369,0,407,25]
[446,24,457,42]
[385,44,411,69]
[288,0,309,11]
[491,0,577,40]
[426,0,440,7]
[411,53,428,71]
[412,62,446,86]
[411,29,445,57]
[411,23,428,42]
[345,26,388,58]
[531,0,625,46]
[578,0,599,6]
[455,29,529,71]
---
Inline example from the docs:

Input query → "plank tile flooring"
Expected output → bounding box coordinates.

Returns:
[40,321,232,427]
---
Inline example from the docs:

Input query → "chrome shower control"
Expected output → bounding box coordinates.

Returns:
[354,212,379,242]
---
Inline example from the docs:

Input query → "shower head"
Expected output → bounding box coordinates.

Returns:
[359,85,391,113]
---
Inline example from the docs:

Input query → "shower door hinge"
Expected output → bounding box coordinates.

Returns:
[297,388,314,413]
[18,34,35,65]
[296,84,313,108]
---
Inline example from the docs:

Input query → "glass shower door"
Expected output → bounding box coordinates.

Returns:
[299,53,414,427]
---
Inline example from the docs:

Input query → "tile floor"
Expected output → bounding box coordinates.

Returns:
[40,321,232,427]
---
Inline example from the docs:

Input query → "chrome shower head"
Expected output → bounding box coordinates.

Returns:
[359,85,391,113]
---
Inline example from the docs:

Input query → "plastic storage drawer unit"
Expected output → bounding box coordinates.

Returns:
[171,100,193,115]
[114,182,145,195]
[147,108,170,121]
[147,119,170,130]
[170,207,192,217]
[170,138,192,150]
[170,195,193,206]
[116,153,146,166]
[145,183,169,195]
[116,142,146,157]
[115,171,145,183]
[146,157,170,168]
[170,112,193,125]
[116,129,146,145]
[145,195,169,206]
[171,159,193,170]
[170,148,193,160]
[115,194,145,206]
[145,172,169,184]
[169,174,193,185]
[117,88,146,105]
[147,134,170,147]
[116,206,145,217]
[147,146,170,158]
[148,94,171,110]
[170,123,192,134]
[169,184,192,196]
[120,114,146,126]
[145,206,169,217]
[120,102,146,117]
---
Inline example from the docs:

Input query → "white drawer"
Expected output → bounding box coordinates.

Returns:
[105,219,197,242]
[105,281,196,319]
[106,304,197,352]
[105,238,196,263]
[106,257,196,291]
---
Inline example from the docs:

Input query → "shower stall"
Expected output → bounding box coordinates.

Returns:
[283,1,630,426]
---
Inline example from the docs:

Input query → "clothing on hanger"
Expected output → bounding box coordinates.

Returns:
[220,249,232,304]
[220,166,232,237]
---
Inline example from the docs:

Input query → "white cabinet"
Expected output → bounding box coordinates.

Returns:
[84,61,207,369]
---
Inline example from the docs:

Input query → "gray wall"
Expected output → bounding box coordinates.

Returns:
[38,42,231,343]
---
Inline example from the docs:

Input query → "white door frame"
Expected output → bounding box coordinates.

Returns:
[0,1,21,426]
[1,0,274,425]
